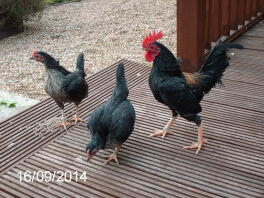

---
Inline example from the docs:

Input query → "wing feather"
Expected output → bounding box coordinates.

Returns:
[158,80,201,114]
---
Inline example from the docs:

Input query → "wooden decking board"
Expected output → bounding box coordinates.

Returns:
[13,165,116,198]
[24,158,157,198]
[133,104,264,154]
[132,102,264,145]
[66,128,264,185]
[0,59,145,130]
[236,36,264,51]
[29,144,250,198]
[43,142,231,198]
[0,59,146,132]
[130,95,264,134]
[0,60,149,172]
[67,131,264,193]
[37,147,203,198]
[131,84,264,113]
[73,126,264,169]
[1,23,264,198]
[8,166,110,198]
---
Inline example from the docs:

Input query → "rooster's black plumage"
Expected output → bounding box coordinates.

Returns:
[143,31,243,154]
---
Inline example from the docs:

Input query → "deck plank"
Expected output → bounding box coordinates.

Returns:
[1,22,264,198]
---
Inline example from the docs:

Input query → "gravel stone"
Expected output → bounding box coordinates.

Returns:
[0,0,176,100]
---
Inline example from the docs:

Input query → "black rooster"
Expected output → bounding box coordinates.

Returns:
[86,63,135,164]
[142,31,243,154]
[30,51,88,130]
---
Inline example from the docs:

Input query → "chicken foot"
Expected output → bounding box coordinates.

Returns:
[104,146,122,165]
[183,121,207,154]
[149,116,177,139]
[68,105,86,125]
[57,110,71,131]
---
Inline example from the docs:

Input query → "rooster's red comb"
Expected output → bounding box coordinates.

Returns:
[142,31,163,48]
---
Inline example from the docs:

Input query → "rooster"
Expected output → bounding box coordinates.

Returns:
[142,31,243,154]
[86,63,135,164]
[30,51,88,131]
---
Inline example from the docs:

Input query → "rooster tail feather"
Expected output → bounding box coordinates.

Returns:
[199,43,243,93]
[112,63,129,99]
[76,53,86,77]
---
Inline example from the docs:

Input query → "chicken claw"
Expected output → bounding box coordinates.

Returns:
[149,117,177,139]
[69,105,85,125]
[105,153,119,165]
[104,146,121,165]
[149,129,173,139]
[57,120,72,131]
[69,116,86,125]
[183,138,208,154]
[184,122,207,154]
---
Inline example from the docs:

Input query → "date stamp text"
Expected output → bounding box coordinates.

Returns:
[18,170,87,183]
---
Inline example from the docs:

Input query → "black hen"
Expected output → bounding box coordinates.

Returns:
[142,31,243,154]
[86,63,135,164]
[30,51,88,130]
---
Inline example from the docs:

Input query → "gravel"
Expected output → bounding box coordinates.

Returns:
[0,0,176,100]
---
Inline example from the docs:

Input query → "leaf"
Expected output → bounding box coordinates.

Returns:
[7,102,16,108]
[0,101,16,108]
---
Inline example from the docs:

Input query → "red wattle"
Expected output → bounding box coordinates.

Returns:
[145,52,155,62]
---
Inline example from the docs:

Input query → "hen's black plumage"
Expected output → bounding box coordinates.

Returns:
[31,51,88,130]
[86,63,135,164]
[144,37,243,154]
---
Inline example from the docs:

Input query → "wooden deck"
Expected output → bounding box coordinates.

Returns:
[1,22,264,198]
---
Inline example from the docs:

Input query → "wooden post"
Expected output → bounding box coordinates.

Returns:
[209,0,222,41]
[237,0,246,25]
[257,0,264,14]
[229,0,239,30]
[245,0,253,20]
[221,0,230,36]
[177,0,206,72]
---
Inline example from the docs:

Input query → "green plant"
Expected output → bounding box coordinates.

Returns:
[46,0,79,5]
[0,101,16,108]
[0,0,46,30]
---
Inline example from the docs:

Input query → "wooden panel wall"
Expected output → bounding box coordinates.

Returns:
[177,0,264,72]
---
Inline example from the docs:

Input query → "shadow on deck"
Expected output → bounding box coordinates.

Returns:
[0,21,264,198]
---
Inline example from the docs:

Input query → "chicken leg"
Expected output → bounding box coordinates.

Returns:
[105,146,122,165]
[69,104,86,125]
[57,110,71,131]
[149,116,177,139]
[183,121,207,154]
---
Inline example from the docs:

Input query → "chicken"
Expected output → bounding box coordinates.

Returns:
[86,63,135,164]
[30,51,88,131]
[142,31,243,154]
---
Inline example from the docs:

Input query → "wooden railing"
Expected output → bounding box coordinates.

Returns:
[177,0,264,72]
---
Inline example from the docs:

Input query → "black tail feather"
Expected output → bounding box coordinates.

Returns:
[116,63,125,82]
[199,43,243,93]
[112,63,129,99]
[76,53,86,77]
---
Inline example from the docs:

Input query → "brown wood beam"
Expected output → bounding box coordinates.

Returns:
[221,0,230,36]
[230,0,239,30]
[257,0,264,13]
[177,0,206,72]
[237,0,246,25]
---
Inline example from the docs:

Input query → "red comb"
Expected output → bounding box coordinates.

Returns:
[32,50,38,56]
[142,31,163,48]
